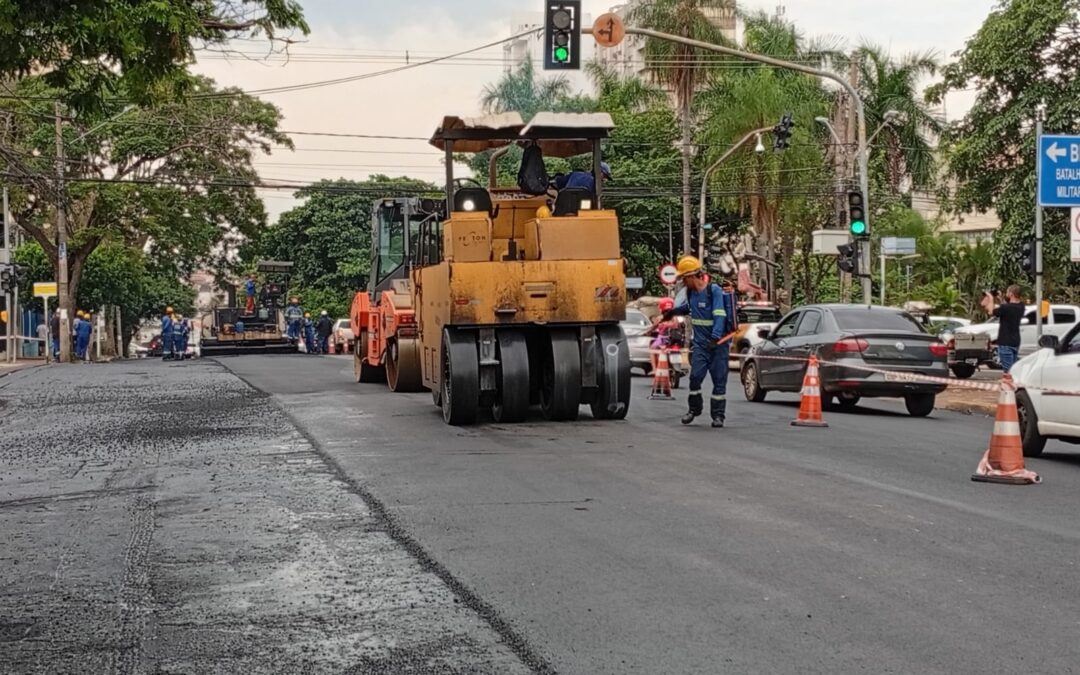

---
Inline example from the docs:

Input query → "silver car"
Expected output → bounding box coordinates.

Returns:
[621,309,653,374]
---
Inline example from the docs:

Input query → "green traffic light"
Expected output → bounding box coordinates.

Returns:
[850,220,867,236]
[554,46,569,63]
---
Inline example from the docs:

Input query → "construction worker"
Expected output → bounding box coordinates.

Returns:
[302,311,316,353]
[245,273,258,314]
[315,310,333,355]
[662,256,738,428]
[74,310,93,361]
[552,162,612,193]
[285,296,303,343]
[173,313,187,360]
[161,306,175,360]
[179,315,192,358]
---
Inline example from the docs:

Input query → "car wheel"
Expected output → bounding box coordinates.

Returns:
[1015,390,1046,458]
[950,364,976,379]
[904,393,935,417]
[742,361,767,402]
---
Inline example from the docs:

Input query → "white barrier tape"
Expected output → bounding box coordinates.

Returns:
[727,351,1080,398]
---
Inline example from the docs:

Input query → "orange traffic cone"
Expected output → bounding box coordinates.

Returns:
[791,355,828,428]
[971,374,1041,485]
[649,349,674,400]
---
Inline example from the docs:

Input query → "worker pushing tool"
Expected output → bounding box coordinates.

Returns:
[662,256,739,428]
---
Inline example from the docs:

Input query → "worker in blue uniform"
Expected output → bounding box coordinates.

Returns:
[74,311,93,361]
[173,313,188,360]
[662,256,739,428]
[179,315,192,358]
[285,297,303,343]
[552,161,612,193]
[161,307,175,360]
[302,312,316,353]
[245,273,258,314]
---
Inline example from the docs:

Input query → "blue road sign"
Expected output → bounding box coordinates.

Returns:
[1039,134,1080,207]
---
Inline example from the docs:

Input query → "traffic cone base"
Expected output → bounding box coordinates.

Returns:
[649,349,674,400]
[970,375,1040,485]
[792,355,828,428]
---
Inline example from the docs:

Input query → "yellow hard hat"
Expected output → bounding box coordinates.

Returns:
[536,204,552,219]
[304,311,311,318]
[165,306,174,314]
[675,255,704,279]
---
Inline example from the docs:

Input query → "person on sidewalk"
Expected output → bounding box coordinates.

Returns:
[315,311,333,355]
[981,285,1025,373]
[662,256,739,428]
[50,312,60,359]
[36,320,48,357]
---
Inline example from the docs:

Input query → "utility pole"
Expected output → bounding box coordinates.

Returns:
[2,186,9,361]
[55,101,71,363]
[1034,103,1046,339]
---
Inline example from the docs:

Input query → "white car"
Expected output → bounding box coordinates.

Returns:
[333,319,354,353]
[954,304,1079,356]
[1011,323,1080,456]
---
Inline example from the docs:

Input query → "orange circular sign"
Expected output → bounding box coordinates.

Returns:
[592,13,626,48]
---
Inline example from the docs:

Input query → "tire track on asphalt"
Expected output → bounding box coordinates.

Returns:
[220,360,556,675]
[114,495,156,675]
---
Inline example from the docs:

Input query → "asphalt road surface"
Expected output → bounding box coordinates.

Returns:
[0,361,532,674]
[221,354,1080,675]
[4,356,1080,674]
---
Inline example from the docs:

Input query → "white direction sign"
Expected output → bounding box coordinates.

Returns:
[1072,208,1080,263]
[659,264,678,286]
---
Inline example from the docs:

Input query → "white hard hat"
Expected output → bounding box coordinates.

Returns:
[321,310,328,316]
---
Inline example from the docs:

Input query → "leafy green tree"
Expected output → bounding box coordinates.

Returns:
[0,75,288,358]
[628,0,734,256]
[15,241,194,353]
[258,177,440,319]
[930,0,1080,293]
[0,0,308,111]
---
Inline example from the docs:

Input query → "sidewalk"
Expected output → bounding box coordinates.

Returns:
[936,383,999,415]
[0,358,44,377]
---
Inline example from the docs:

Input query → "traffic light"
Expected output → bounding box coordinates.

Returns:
[544,1,582,70]
[847,191,867,237]
[1020,238,1035,276]
[773,113,794,151]
[837,243,859,275]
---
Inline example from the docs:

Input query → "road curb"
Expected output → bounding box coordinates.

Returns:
[0,362,44,379]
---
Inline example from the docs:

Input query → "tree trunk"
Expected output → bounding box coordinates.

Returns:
[680,92,692,258]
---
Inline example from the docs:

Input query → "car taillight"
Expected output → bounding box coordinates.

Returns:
[833,338,869,353]
[929,343,949,357]
[946,338,955,350]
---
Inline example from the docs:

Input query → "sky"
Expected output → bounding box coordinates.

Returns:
[192,0,998,221]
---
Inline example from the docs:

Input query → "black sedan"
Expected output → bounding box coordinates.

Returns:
[740,305,950,417]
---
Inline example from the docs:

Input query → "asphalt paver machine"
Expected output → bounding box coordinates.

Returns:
[351,112,631,425]
[201,260,298,356]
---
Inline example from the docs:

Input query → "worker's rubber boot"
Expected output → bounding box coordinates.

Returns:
[712,418,725,428]
[681,412,697,425]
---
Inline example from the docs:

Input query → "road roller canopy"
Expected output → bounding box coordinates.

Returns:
[429,111,615,158]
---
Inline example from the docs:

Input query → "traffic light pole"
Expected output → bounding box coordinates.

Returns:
[1034,106,1045,339]
[604,26,872,304]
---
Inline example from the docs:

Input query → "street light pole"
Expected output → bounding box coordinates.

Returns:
[603,26,872,304]
[1035,103,1046,339]
[698,125,773,263]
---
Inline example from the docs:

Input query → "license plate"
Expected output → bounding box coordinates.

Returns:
[965,358,978,365]
[669,354,682,365]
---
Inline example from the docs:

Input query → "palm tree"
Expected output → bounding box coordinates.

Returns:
[480,57,571,118]
[855,46,944,193]
[696,12,837,304]
[627,0,733,256]
[585,61,667,113]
